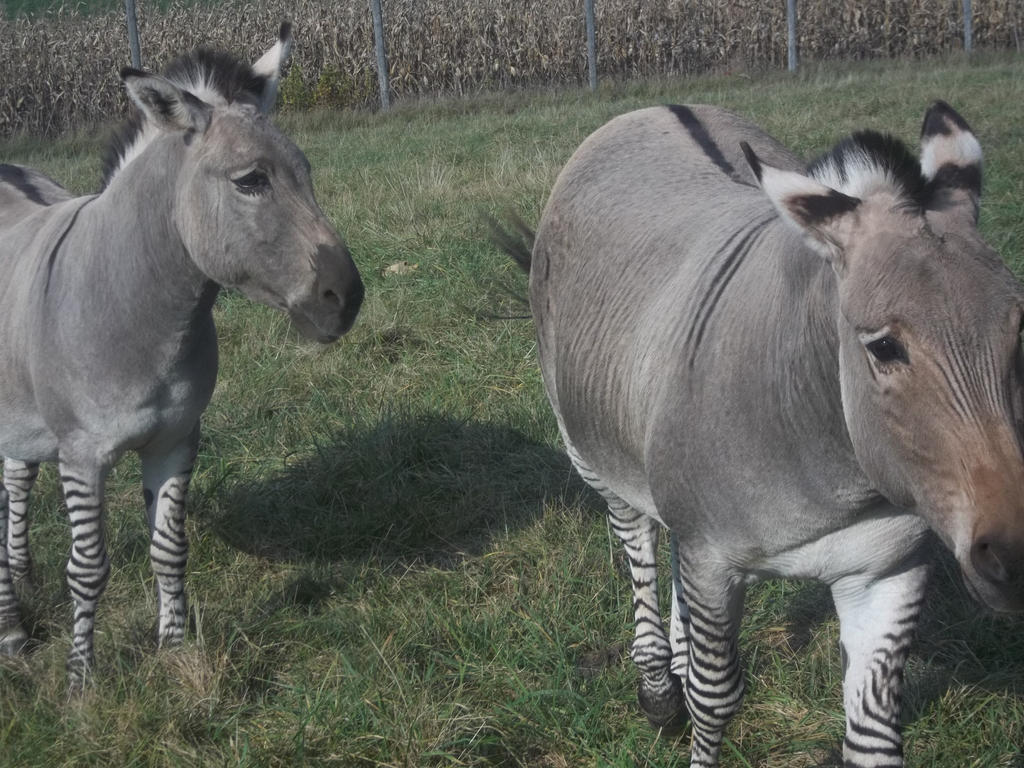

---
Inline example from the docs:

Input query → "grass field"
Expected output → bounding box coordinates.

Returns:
[1,56,1024,767]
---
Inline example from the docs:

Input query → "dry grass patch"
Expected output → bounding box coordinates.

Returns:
[3,0,1022,137]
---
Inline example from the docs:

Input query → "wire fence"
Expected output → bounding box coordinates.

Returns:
[2,0,1021,138]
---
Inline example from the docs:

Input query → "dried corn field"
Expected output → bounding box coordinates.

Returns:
[2,0,1022,138]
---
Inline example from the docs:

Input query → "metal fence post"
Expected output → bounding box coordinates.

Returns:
[585,0,597,91]
[963,0,973,53]
[370,0,390,110]
[124,0,141,68]
[786,0,798,71]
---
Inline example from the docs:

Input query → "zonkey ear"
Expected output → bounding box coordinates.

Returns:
[920,100,983,226]
[252,21,293,114]
[741,141,861,267]
[121,69,212,134]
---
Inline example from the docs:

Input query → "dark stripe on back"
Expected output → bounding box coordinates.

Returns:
[687,215,775,368]
[740,142,762,182]
[667,105,744,182]
[0,164,48,206]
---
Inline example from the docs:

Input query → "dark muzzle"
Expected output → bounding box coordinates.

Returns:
[310,242,364,340]
[968,532,1024,612]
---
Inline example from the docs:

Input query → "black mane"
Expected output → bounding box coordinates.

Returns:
[100,48,269,188]
[807,130,928,208]
[162,48,268,106]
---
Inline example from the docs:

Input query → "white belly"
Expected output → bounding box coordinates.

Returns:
[749,511,931,584]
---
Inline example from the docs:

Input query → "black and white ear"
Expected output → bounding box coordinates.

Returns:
[252,21,293,114]
[121,69,212,134]
[920,100,983,224]
[741,141,861,265]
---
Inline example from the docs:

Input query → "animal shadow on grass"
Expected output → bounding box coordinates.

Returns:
[206,411,592,569]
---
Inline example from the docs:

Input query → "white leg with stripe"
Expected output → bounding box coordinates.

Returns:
[563,438,686,729]
[831,563,930,768]
[668,531,691,684]
[4,458,39,583]
[0,484,28,655]
[59,462,111,687]
[141,427,198,648]
[679,569,746,767]
[605,502,686,729]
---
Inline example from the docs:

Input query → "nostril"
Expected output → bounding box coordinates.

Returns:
[322,288,341,305]
[971,539,1011,584]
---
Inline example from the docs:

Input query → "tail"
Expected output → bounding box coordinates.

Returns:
[488,213,534,273]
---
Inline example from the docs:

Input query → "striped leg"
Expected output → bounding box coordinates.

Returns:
[59,462,111,687]
[0,485,28,655]
[680,570,746,767]
[606,502,686,729]
[141,431,197,648]
[668,532,691,684]
[4,459,40,582]
[563,439,685,729]
[831,563,930,768]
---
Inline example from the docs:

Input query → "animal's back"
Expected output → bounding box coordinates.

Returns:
[0,163,80,332]
[0,164,72,230]
[530,105,806,507]
[0,190,95,461]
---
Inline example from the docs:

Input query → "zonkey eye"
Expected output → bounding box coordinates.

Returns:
[865,335,908,365]
[232,170,269,194]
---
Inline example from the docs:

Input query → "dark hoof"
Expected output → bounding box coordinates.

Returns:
[638,672,689,735]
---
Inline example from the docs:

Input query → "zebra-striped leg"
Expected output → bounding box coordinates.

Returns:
[0,485,28,655]
[562,438,685,728]
[4,459,40,583]
[668,532,691,684]
[681,572,746,767]
[606,502,686,730]
[831,563,930,768]
[141,431,197,648]
[59,462,111,688]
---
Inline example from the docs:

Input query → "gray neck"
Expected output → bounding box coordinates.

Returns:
[45,135,220,369]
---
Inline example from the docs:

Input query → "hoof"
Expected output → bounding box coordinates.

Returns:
[638,672,689,735]
[0,626,29,656]
[66,652,94,693]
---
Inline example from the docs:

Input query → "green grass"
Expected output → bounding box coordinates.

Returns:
[1,55,1024,767]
